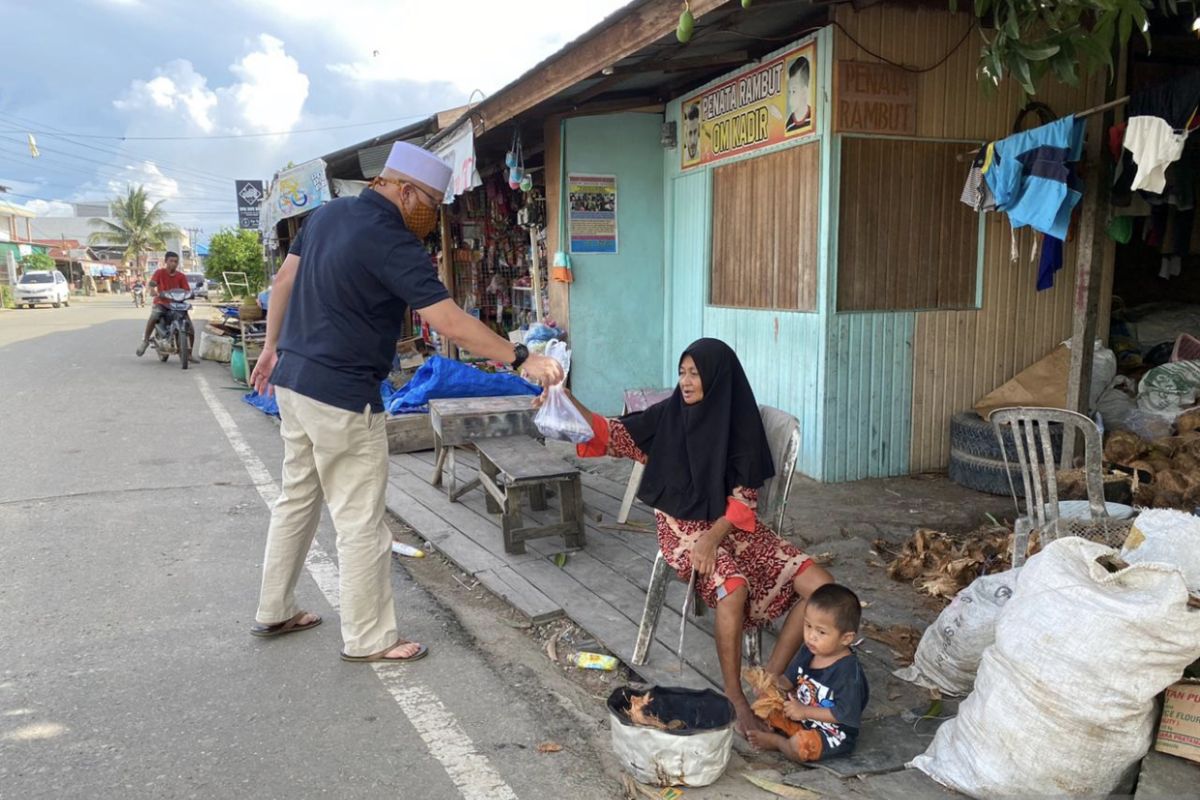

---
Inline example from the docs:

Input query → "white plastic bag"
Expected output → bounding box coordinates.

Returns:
[1123,509,1200,594]
[893,569,1019,697]
[911,538,1200,799]
[534,384,594,443]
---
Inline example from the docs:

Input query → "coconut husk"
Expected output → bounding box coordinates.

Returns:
[1157,470,1192,494]
[743,666,786,719]
[626,693,684,731]
[1104,430,1147,464]
[882,525,1013,602]
[1135,482,1157,507]
[1177,408,1200,435]
[1155,488,1185,509]
[1184,484,1200,510]
[1129,459,1157,477]
[1174,452,1200,472]
[1149,457,1174,474]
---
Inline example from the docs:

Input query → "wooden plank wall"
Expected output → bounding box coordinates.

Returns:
[837,138,979,311]
[832,4,1107,473]
[710,142,819,311]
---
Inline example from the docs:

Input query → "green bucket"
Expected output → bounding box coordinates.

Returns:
[231,344,247,384]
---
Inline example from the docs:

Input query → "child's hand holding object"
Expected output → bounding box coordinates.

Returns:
[783,698,808,722]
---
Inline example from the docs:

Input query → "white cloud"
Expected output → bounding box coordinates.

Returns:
[115,60,218,132]
[16,199,76,217]
[115,35,308,135]
[221,34,309,132]
[275,0,629,94]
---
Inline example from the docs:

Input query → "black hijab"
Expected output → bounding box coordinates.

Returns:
[620,338,775,521]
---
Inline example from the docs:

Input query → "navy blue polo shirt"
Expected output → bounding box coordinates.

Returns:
[270,188,449,412]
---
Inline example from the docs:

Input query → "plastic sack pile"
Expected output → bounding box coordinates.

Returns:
[909,537,1200,798]
[381,355,540,414]
[533,340,593,444]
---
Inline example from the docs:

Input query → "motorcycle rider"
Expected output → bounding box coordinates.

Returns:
[136,251,193,357]
[131,278,146,307]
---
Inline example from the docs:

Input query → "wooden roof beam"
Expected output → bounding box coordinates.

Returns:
[471,0,729,134]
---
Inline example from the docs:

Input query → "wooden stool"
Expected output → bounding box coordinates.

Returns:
[474,436,586,555]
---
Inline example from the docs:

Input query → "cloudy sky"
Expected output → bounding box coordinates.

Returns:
[0,0,628,243]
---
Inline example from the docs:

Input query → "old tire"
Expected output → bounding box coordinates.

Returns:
[948,411,1064,497]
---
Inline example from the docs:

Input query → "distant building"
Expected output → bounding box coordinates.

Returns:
[27,202,188,269]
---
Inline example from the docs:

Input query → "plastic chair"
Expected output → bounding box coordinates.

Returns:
[631,405,801,668]
[990,407,1134,568]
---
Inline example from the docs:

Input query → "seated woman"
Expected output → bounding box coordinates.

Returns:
[553,338,833,737]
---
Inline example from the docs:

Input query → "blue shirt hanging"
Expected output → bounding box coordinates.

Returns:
[986,116,1086,239]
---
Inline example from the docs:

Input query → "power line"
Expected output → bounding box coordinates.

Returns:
[0,113,247,189]
[0,110,440,141]
[0,137,233,192]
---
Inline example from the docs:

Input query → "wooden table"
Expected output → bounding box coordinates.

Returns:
[617,388,673,523]
[427,396,539,502]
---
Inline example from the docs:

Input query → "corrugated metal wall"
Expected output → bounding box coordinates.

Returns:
[823,313,915,480]
[667,171,710,370]
[832,5,1104,474]
[704,307,826,477]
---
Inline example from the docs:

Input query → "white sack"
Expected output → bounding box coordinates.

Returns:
[893,570,1019,697]
[911,538,1200,799]
[1123,509,1200,595]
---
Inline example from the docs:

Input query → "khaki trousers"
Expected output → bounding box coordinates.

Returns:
[255,386,397,657]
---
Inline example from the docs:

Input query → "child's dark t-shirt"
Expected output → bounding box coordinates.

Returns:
[784,645,870,758]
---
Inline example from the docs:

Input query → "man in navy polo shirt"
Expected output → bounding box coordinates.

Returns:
[248,141,563,664]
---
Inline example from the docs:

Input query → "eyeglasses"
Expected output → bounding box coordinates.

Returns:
[407,183,442,209]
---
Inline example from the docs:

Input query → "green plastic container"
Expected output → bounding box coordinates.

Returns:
[231,344,247,384]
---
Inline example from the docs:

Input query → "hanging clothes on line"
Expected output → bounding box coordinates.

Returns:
[985,115,1087,240]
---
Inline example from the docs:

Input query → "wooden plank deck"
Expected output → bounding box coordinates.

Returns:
[384,448,781,691]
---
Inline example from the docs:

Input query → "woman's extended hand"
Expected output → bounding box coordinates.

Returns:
[531,381,568,410]
[690,531,719,577]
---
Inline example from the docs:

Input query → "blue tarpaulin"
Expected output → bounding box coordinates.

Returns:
[381,355,540,414]
[242,390,280,418]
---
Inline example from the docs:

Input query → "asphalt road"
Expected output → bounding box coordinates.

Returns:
[0,297,615,800]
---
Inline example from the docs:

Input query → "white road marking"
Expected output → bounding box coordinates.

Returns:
[193,375,340,607]
[195,373,519,800]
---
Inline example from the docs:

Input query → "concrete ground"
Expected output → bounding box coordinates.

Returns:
[0,297,618,800]
[0,295,1017,800]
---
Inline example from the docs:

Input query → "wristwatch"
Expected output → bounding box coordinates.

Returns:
[511,343,529,371]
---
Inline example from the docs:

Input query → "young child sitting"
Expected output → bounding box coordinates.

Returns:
[746,583,870,762]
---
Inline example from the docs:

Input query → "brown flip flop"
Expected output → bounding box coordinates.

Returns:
[250,611,322,638]
[340,640,429,664]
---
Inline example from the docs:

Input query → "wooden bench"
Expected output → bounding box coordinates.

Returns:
[474,435,586,555]
[427,396,539,502]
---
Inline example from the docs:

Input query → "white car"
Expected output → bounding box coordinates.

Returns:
[186,272,209,300]
[15,270,70,308]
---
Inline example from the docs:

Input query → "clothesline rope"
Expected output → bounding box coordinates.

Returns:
[957,96,1132,161]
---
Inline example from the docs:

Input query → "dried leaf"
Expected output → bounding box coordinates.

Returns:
[552,552,568,568]
[860,620,921,667]
[537,742,563,753]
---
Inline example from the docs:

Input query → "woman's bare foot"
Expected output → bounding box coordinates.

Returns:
[732,702,768,739]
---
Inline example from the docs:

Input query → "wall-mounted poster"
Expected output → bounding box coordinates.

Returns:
[680,40,816,170]
[568,174,617,254]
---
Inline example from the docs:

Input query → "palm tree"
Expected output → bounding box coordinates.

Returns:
[88,185,180,277]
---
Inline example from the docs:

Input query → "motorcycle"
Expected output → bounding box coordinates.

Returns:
[132,283,145,308]
[151,288,194,370]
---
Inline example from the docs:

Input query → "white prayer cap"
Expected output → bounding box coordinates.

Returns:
[384,141,452,196]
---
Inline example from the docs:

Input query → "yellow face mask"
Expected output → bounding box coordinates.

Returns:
[370,177,440,239]
[400,202,438,240]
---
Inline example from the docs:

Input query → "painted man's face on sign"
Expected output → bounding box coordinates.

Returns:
[683,104,701,160]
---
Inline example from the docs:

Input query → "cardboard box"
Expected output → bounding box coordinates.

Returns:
[1155,679,1200,764]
